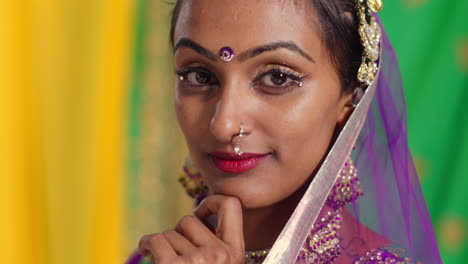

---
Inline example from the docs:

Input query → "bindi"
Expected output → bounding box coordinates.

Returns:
[219,46,234,62]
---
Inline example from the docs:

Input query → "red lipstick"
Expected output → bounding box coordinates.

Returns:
[209,152,268,173]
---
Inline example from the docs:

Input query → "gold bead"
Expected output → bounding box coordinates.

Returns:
[366,0,383,13]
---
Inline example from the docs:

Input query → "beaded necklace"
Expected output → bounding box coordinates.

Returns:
[244,208,342,264]
[245,249,270,264]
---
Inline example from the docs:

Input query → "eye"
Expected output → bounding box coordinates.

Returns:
[263,71,291,86]
[187,71,213,84]
[253,68,304,94]
[176,66,219,87]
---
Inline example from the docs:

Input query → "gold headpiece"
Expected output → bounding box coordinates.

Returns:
[356,0,383,85]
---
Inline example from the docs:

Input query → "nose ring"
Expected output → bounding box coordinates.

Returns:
[234,123,245,155]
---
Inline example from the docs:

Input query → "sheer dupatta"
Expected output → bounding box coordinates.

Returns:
[263,18,442,264]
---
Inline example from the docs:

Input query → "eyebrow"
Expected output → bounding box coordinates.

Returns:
[238,41,315,63]
[174,38,315,63]
[174,38,217,61]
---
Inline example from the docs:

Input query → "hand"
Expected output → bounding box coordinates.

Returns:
[138,195,245,264]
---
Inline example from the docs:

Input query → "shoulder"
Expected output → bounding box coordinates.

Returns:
[339,209,420,263]
[354,246,420,264]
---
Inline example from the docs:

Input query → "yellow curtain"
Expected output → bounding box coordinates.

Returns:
[1,0,134,263]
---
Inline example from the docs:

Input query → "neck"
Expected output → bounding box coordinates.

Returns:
[242,180,310,250]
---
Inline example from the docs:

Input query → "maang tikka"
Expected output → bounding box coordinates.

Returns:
[234,123,245,155]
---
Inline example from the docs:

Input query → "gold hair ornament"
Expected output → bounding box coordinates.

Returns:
[356,0,383,85]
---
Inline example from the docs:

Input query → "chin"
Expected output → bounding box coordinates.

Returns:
[208,177,291,209]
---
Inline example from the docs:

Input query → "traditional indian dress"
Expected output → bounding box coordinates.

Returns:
[126,6,442,264]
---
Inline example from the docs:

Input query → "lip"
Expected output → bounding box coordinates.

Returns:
[208,152,269,173]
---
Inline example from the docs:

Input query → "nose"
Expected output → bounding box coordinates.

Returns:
[209,80,249,144]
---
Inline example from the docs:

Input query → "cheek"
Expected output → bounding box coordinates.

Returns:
[264,88,341,185]
[175,91,216,155]
[292,100,337,144]
[268,92,339,157]
[175,95,202,147]
[175,97,190,135]
[288,108,336,167]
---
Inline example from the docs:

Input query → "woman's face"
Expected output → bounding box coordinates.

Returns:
[174,0,351,209]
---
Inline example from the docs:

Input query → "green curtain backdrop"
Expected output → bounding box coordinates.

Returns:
[127,1,467,263]
[380,1,467,263]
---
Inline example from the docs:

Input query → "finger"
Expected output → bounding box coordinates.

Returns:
[163,229,197,254]
[138,233,177,261]
[193,195,244,250]
[175,215,219,246]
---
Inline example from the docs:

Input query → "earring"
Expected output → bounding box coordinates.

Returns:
[352,87,364,107]
[345,87,364,108]
[178,156,208,203]
[234,123,245,155]
[326,157,363,211]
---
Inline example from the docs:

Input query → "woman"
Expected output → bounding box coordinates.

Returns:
[128,0,442,263]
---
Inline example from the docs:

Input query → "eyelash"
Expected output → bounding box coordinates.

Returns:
[175,65,305,94]
[176,66,219,85]
[252,68,304,94]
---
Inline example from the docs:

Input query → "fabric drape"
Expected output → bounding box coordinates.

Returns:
[1,0,134,263]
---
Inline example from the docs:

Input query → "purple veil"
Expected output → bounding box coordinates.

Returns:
[263,18,442,264]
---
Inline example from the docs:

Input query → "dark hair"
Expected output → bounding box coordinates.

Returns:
[169,0,363,93]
